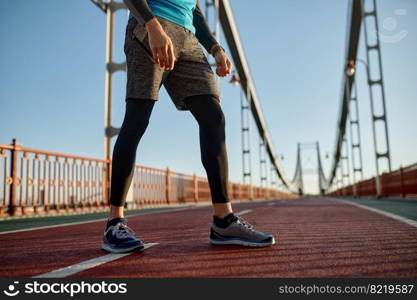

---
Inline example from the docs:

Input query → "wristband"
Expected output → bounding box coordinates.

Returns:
[210,44,225,56]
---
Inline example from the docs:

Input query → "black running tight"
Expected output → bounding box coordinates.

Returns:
[109,94,230,206]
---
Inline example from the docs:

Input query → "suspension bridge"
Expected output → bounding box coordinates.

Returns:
[0,0,416,278]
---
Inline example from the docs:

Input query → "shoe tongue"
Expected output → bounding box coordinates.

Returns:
[228,213,238,222]
[213,213,238,228]
[106,217,126,229]
[224,213,238,225]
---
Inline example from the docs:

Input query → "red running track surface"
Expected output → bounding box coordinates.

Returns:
[1,198,416,278]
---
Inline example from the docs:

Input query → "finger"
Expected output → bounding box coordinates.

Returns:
[166,44,174,70]
[162,45,169,70]
[215,66,222,77]
[218,60,227,76]
[169,44,176,70]
[216,60,224,74]
[152,47,160,65]
[222,57,228,72]
[216,67,225,77]
[216,68,221,77]
[220,57,227,70]
[226,59,232,74]
[217,60,226,76]
[162,45,170,68]
[156,47,166,68]
[154,48,162,65]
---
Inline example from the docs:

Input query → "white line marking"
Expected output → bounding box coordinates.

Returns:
[235,209,252,216]
[33,243,159,278]
[328,197,417,228]
[0,205,207,235]
[1,218,109,235]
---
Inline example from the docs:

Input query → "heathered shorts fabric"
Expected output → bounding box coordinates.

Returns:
[124,16,221,111]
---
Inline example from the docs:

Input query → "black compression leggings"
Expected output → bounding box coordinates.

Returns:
[109,94,230,206]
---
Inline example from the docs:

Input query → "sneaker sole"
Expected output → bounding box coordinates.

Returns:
[101,242,145,253]
[209,237,275,248]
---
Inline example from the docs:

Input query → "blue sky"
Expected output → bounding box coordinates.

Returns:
[1,0,416,194]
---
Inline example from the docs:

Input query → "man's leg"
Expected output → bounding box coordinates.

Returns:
[102,98,155,253]
[109,98,155,215]
[184,94,275,247]
[183,94,232,218]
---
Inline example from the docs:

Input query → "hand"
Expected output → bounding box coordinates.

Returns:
[145,18,175,70]
[214,48,232,77]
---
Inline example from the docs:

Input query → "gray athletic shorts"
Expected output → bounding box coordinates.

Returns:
[124,16,221,111]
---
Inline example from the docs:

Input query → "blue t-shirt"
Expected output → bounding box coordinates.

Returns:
[129,0,197,34]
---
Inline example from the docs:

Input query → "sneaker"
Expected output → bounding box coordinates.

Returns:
[210,213,275,247]
[102,218,145,253]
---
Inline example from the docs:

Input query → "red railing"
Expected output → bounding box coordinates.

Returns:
[327,162,417,198]
[0,139,296,216]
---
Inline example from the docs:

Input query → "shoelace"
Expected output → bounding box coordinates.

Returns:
[112,222,136,239]
[236,216,254,230]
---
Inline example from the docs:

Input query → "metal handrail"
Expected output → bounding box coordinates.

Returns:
[0,139,295,216]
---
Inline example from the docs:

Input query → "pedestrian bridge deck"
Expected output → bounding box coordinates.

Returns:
[1,197,416,278]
